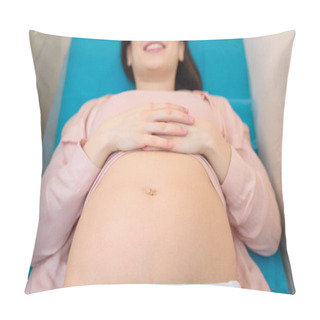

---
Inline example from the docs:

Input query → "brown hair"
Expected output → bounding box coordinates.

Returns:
[121,41,202,91]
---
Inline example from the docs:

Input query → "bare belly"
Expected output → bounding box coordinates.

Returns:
[63,151,238,287]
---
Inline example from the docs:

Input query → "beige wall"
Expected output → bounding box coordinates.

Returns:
[243,31,296,293]
[243,31,295,217]
[29,30,71,137]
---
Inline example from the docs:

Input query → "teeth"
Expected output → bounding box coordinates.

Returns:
[146,43,164,51]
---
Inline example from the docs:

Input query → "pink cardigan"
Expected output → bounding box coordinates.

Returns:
[25,90,281,294]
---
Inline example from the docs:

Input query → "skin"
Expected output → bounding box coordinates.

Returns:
[82,41,231,183]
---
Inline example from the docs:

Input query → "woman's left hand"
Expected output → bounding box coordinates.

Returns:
[142,116,231,183]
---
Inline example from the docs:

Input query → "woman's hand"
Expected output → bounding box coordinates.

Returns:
[142,116,232,183]
[82,102,193,168]
[141,117,211,154]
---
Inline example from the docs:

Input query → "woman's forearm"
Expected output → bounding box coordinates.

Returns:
[219,146,282,256]
[203,130,232,184]
[203,124,281,256]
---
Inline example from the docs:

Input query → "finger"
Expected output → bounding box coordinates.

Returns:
[143,134,173,149]
[145,122,188,136]
[149,108,194,124]
[142,146,160,151]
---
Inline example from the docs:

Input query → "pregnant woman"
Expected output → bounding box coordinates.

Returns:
[25,41,281,294]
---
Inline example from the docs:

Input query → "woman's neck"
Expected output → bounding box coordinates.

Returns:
[134,78,176,92]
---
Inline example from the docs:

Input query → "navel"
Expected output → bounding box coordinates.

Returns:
[144,186,157,196]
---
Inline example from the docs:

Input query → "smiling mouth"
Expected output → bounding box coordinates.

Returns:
[144,42,166,52]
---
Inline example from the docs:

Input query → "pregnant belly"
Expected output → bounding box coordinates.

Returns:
[63,151,238,287]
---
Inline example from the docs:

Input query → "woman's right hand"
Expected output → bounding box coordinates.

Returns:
[82,102,194,168]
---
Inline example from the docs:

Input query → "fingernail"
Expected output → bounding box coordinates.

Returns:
[188,115,194,122]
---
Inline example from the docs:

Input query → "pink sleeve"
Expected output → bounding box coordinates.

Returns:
[210,95,282,256]
[31,96,110,267]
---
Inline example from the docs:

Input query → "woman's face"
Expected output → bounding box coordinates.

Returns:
[126,41,185,81]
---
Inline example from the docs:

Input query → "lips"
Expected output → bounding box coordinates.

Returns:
[144,41,166,51]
